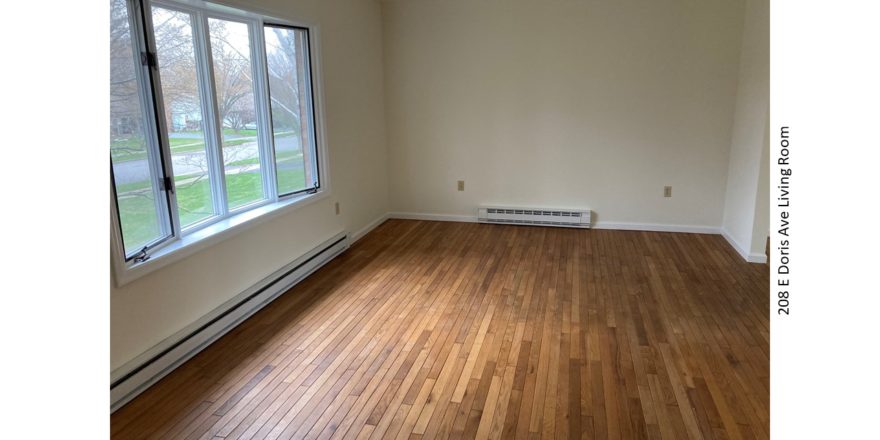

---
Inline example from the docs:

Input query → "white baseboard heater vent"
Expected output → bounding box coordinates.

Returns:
[478,206,591,228]
[110,232,349,413]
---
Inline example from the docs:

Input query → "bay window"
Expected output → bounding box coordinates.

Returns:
[110,0,324,278]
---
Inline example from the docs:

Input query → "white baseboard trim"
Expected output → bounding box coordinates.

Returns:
[721,228,767,263]
[748,254,768,264]
[389,211,478,223]
[386,211,767,263]
[593,221,720,235]
[388,212,718,235]
[351,212,390,244]
[110,231,350,413]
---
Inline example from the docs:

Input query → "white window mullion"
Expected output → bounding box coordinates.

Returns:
[192,10,228,216]
[251,19,278,202]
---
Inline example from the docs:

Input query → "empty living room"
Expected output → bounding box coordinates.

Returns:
[3,0,879,439]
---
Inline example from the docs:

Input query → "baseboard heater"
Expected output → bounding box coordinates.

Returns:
[110,232,350,413]
[478,206,592,228]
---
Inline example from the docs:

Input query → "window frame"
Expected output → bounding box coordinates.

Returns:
[110,0,179,260]
[263,22,321,198]
[111,0,331,286]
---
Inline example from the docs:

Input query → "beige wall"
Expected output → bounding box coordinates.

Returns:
[111,0,389,371]
[382,0,746,228]
[721,0,770,258]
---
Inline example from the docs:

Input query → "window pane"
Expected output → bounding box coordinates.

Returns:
[208,18,266,209]
[151,6,217,228]
[110,0,168,255]
[264,25,318,195]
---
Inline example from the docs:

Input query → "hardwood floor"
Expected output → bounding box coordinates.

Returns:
[111,219,769,439]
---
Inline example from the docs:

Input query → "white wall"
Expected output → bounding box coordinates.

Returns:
[382,0,746,229]
[721,0,770,260]
[111,0,389,371]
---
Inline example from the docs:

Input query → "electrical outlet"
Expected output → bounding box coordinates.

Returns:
[457,180,465,191]
[335,202,340,215]
[664,186,672,198]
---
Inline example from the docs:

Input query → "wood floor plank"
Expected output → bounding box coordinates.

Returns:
[111,219,769,439]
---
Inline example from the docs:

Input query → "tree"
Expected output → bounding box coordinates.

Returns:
[110,0,143,143]
[208,19,255,132]
[151,8,201,132]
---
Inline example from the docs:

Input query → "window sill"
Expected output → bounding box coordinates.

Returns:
[112,189,329,287]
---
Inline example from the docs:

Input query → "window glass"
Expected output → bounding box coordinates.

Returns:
[264,25,318,195]
[209,18,267,209]
[110,0,169,255]
[152,5,218,228]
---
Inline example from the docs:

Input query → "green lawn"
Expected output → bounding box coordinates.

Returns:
[116,166,306,253]
[111,129,263,163]
[276,158,308,195]
[226,149,302,167]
